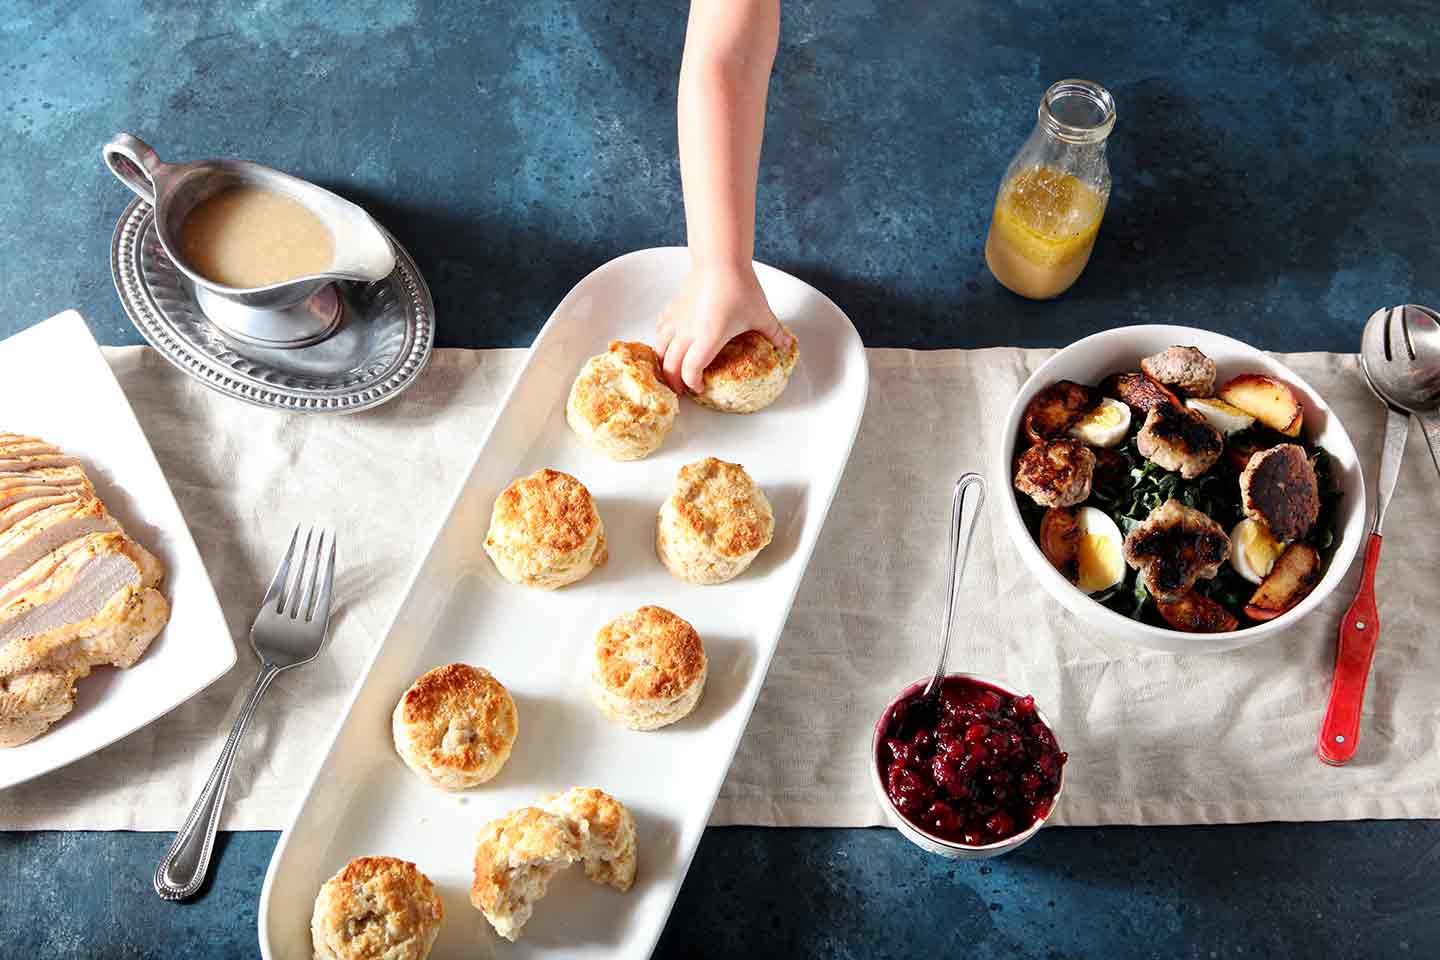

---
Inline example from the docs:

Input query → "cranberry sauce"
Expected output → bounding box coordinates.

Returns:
[878,676,1066,846]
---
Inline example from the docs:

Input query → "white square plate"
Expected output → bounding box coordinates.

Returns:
[0,311,235,791]
[260,249,869,958]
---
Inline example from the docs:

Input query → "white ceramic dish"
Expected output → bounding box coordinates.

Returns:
[998,324,1366,655]
[258,248,869,958]
[0,311,235,790]
[868,673,1064,860]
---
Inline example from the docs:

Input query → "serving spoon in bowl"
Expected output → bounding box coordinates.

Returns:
[1316,305,1424,765]
[922,473,988,702]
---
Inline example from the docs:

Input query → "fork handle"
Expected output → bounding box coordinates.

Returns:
[154,663,281,901]
[1317,533,1382,766]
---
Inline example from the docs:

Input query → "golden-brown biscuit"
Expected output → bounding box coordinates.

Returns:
[392,663,518,791]
[541,787,638,891]
[470,807,581,942]
[590,606,706,731]
[484,468,607,589]
[566,341,678,460]
[311,856,443,960]
[691,324,798,413]
[656,457,774,584]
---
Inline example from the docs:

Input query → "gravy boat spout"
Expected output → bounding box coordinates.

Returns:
[102,132,396,348]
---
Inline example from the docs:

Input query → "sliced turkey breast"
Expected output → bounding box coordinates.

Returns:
[0,454,83,473]
[0,532,116,608]
[0,579,169,678]
[0,667,82,747]
[0,433,170,747]
[0,499,119,591]
[0,478,91,505]
[0,441,64,458]
[0,492,88,538]
[0,533,160,645]
[0,466,93,493]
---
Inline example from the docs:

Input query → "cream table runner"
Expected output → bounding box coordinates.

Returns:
[3,347,1437,830]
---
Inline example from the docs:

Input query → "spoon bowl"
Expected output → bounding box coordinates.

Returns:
[1361,304,1440,479]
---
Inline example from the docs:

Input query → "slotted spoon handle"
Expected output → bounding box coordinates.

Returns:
[1317,533,1381,765]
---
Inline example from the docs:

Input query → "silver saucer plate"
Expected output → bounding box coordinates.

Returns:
[110,198,434,413]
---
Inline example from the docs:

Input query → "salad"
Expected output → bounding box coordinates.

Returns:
[1012,345,1340,633]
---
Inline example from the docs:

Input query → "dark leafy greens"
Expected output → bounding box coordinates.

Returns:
[1019,416,1341,629]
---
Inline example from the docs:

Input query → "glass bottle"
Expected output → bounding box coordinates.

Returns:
[985,79,1116,300]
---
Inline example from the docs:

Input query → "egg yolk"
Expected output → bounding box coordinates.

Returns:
[1076,404,1124,430]
[1241,524,1284,577]
[1077,533,1123,592]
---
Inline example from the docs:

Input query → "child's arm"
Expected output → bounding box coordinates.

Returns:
[657,0,791,394]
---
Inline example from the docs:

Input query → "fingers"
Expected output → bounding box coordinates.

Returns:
[662,336,692,394]
[654,321,675,364]
[755,310,792,351]
[682,337,717,394]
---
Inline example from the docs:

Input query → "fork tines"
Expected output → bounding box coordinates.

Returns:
[261,524,337,623]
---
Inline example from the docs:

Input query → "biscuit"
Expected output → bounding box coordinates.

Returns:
[567,341,678,460]
[311,855,443,960]
[392,663,518,791]
[590,606,706,731]
[656,457,774,584]
[541,787,639,891]
[691,324,798,414]
[484,468,607,589]
[471,807,581,942]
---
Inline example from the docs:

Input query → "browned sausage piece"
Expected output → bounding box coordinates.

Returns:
[1023,380,1101,443]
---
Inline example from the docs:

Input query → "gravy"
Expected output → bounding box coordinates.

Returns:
[178,187,334,288]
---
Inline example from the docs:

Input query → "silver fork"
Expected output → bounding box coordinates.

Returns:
[154,525,337,901]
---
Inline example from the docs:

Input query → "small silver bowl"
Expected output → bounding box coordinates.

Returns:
[102,132,396,349]
[869,672,1066,859]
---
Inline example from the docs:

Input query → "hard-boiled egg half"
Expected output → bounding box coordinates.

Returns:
[1187,398,1255,436]
[1074,506,1126,594]
[1230,518,1285,584]
[1068,397,1131,448]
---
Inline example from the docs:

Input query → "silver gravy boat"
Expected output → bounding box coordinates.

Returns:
[102,133,396,349]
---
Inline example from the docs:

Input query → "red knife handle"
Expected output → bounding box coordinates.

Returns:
[1317,532,1383,765]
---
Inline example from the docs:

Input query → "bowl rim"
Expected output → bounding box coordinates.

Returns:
[869,672,1066,852]
[996,323,1367,650]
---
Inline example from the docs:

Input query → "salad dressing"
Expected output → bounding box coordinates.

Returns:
[985,166,1106,300]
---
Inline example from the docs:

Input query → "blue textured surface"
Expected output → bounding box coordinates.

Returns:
[0,1,1437,957]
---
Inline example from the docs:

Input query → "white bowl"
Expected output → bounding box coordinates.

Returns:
[998,324,1366,654]
[869,673,1066,859]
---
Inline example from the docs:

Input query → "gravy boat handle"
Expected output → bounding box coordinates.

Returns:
[103,132,171,206]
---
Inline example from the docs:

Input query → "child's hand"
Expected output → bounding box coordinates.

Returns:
[655,263,792,395]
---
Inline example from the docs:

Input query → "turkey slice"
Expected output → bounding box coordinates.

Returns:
[0,667,83,748]
[0,578,169,679]
[0,500,119,592]
[0,454,83,472]
[0,466,93,493]
[0,481,92,514]
[0,492,88,538]
[0,532,162,645]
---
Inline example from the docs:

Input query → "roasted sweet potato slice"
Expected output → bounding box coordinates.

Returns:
[1100,372,1182,415]
[1217,374,1304,437]
[1023,380,1101,443]
[1156,590,1239,633]
[1244,543,1322,621]
[1039,508,1080,582]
